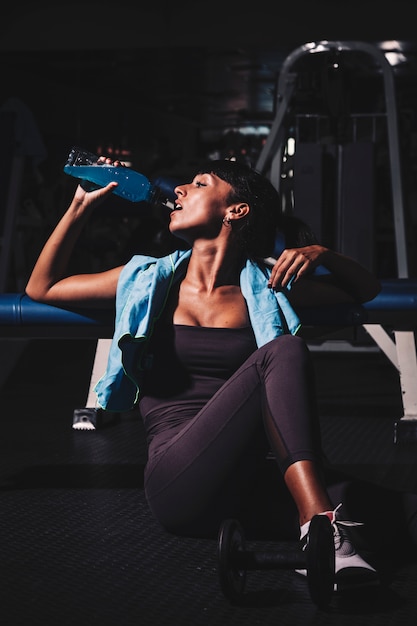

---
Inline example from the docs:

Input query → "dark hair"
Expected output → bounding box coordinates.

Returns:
[196,159,282,258]
[280,214,319,248]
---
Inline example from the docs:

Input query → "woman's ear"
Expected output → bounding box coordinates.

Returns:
[231,202,250,220]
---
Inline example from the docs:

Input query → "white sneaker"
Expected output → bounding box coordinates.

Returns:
[297,503,379,590]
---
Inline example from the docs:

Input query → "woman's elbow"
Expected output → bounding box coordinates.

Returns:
[357,279,382,303]
[25,281,51,303]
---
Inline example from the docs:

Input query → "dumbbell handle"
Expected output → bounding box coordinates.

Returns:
[234,549,305,570]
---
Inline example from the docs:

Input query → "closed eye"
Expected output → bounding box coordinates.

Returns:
[195,180,206,188]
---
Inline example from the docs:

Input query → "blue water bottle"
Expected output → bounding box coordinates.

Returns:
[63,146,175,208]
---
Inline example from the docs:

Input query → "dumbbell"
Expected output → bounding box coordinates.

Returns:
[217,515,335,607]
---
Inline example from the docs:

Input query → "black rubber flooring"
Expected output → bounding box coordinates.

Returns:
[1,338,417,625]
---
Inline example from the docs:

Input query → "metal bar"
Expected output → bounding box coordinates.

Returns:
[85,338,112,407]
[394,330,417,417]
[362,323,399,368]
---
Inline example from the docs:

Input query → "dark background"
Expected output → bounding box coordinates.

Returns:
[2,0,417,284]
[3,6,417,624]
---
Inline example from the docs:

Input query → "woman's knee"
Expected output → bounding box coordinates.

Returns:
[264,334,310,366]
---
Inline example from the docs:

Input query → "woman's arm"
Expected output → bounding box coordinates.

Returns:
[25,182,123,308]
[267,244,381,306]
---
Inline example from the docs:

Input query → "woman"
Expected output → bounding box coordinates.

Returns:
[26,157,381,589]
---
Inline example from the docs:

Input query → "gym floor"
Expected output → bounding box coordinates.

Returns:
[1,335,417,626]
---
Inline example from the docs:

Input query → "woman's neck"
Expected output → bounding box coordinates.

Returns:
[185,241,244,294]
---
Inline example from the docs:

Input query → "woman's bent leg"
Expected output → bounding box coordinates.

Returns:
[144,335,322,533]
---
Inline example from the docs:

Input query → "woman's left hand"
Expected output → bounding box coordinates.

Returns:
[267,245,327,290]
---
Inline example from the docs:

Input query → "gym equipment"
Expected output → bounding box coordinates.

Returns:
[255,41,417,442]
[217,515,335,607]
[1,280,416,435]
[256,40,409,278]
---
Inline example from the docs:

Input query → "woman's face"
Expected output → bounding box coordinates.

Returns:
[169,172,233,243]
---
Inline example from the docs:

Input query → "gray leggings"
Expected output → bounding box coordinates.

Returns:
[144,334,321,535]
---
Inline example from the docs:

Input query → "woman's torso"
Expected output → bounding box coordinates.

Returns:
[138,322,257,447]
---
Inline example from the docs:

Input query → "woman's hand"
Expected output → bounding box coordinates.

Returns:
[267,243,381,304]
[97,155,125,167]
[73,180,118,210]
[71,154,125,209]
[267,245,327,290]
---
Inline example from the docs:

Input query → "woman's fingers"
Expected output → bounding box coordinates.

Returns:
[268,247,321,290]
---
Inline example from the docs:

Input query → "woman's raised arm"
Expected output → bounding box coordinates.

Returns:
[25,182,123,308]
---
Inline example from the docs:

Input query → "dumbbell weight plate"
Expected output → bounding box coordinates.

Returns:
[217,518,247,603]
[306,514,335,607]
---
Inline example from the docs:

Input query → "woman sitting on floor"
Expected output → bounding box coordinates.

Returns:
[26,156,381,590]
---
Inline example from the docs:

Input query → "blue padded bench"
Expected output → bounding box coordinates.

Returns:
[0,292,114,338]
[0,280,416,440]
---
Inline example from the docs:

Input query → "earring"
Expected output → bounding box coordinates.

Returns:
[222,216,232,227]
